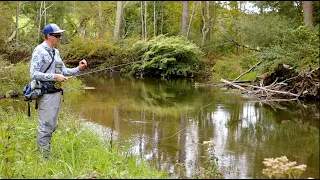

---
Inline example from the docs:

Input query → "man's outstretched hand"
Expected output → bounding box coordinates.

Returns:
[79,59,88,71]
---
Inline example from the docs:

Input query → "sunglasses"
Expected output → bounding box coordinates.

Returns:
[50,34,63,39]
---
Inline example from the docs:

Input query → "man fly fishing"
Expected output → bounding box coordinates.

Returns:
[30,23,88,159]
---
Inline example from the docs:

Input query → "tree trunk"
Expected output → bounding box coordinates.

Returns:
[160,1,164,35]
[114,1,124,41]
[144,1,148,39]
[201,1,211,47]
[153,1,156,37]
[302,1,313,28]
[44,1,46,25]
[37,1,43,44]
[16,1,19,45]
[187,2,198,39]
[181,1,188,37]
[140,1,145,40]
[200,1,206,47]
[201,1,216,47]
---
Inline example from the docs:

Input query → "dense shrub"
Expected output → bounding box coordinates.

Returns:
[121,35,210,78]
[256,25,319,73]
[213,23,319,82]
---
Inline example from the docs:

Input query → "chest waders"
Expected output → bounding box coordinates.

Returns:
[36,48,64,155]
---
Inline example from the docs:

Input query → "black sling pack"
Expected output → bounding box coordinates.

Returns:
[23,48,59,116]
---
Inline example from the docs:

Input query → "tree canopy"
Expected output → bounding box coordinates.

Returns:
[0,1,318,79]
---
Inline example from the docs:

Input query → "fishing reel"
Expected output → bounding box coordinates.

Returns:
[54,81,62,89]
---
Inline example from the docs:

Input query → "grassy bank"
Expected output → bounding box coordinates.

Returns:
[0,100,168,179]
[0,60,168,178]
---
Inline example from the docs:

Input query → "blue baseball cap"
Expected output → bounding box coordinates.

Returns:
[43,24,65,35]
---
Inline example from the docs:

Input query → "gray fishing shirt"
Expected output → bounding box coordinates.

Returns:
[30,41,80,81]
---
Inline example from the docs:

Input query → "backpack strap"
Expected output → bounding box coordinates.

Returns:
[35,98,39,110]
[44,48,55,73]
[30,48,55,114]
[27,100,31,117]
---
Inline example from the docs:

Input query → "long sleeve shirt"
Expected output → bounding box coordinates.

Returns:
[30,41,80,81]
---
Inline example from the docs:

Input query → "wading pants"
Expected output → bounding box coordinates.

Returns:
[36,91,61,150]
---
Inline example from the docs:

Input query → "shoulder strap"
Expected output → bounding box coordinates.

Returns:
[44,48,55,73]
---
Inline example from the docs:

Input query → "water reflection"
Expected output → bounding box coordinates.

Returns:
[68,75,319,179]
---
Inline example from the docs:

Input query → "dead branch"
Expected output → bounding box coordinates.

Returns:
[233,59,264,82]
[221,78,300,98]
[197,66,319,101]
[220,79,246,91]
[217,29,260,52]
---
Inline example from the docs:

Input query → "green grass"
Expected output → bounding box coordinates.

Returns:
[0,104,168,179]
[0,60,168,178]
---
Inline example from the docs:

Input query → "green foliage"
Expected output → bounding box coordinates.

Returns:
[0,1,318,82]
[4,42,32,63]
[193,140,223,179]
[0,2,15,50]
[123,1,143,38]
[122,35,209,78]
[163,2,183,36]
[61,35,134,67]
[252,1,303,23]
[0,61,84,98]
[0,62,30,96]
[211,54,243,82]
[257,25,319,72]
[238,14,298,48]
[313,1,320,26]
[0,105,168,179]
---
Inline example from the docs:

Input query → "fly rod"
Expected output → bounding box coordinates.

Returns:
[68,60,144,79]
[68,50,187,79]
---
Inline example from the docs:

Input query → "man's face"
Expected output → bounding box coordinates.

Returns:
[48,33,63,45]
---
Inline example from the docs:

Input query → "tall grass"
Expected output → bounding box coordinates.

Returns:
[0,60,167,178]
[0,103,168,178]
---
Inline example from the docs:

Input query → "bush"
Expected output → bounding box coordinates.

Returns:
[256,25,319,73]
[122,35,209,78]
[61,35,135,68]
[0,62,30,97]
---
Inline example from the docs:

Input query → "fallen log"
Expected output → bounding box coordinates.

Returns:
[199,65,319,101]
[220,79,246,91]
[220,78,300,98]
[238,83,300,98]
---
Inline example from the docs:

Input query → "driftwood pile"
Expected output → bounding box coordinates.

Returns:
[220,64,320,101]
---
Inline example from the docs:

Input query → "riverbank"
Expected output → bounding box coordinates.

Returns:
[0,98,168,178]
[0,60,168,178]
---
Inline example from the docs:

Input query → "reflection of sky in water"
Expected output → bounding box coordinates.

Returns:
[242,103,258,128]
[128,103,261,178]
[130,119,201,178]
[113,101,308,179]
[185,120,199,177]
[212,103,257,179]
[211,102,276,178]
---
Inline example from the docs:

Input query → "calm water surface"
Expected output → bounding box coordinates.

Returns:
[68,75,319,179]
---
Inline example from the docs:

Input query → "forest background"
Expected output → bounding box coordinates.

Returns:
[0,1,319,178]
[0,1,319,95]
